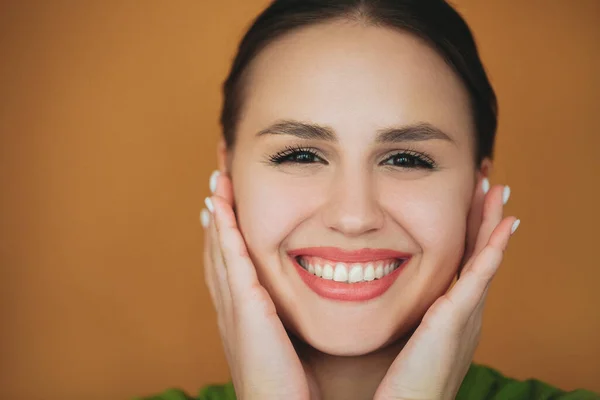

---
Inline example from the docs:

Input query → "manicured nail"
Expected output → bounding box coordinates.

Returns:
[205,197,214,213]
[503,186,511,205]
[209,170,220,194]
[200,208,210,228]
[511,219,520,235]
[482,178,490,194]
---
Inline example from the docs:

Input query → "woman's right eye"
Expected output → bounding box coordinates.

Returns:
[269,147,327,165]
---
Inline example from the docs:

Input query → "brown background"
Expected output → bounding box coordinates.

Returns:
[1,1,599,399]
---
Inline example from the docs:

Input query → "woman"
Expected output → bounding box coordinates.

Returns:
[140,0,598,399]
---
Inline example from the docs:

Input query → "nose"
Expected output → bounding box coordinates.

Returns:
[321,169,385,237]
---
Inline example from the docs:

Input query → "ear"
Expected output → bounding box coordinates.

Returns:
[217,136,229,174]
[478,157,493,183]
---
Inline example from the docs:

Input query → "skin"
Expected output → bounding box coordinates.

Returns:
[202,21,518,400]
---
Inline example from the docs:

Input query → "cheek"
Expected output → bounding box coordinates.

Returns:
[233,169,322,258]
[382,174,471,258]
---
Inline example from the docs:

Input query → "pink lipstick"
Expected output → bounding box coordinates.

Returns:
[288,247,411,302]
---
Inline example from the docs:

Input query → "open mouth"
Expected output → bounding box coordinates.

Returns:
[295,256,405,283]
[288,247,411,301]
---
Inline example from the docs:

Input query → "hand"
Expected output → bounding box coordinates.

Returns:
[374,180,520,400]
[201,171,311,400]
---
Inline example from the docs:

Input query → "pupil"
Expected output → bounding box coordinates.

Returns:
[395,155,413,166]
[296,152,312,162]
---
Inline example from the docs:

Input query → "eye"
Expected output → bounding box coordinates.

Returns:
[381,151,435,169]
[268,146,327,165]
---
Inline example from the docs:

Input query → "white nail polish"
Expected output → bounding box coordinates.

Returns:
[503,186,511,205]
[511,219,520,235]
[200,208,210,228]
[205,197,214,213]
[209,170,220,194]
[482,178,490,194]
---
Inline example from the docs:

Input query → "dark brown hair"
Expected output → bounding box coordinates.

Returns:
[220,0,498,164]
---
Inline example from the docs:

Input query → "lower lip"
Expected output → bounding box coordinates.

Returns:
[291,257,407,302]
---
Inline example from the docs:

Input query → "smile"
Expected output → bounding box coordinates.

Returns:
[288,247,411,302]
[296,256,402,283]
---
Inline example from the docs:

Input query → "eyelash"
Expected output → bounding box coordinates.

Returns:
[268,145,437,170]
[381,149,437,170]
[268,145,328,165]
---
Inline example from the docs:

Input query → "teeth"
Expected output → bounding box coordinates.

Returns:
[348,264,363,283]
[315,264,323,277]
[333,263,348,282]
[364,263,375,281]
[297,256,404,283]
[375,264,384,279]
[322,263,334,280]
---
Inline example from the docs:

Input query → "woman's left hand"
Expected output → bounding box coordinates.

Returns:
[374,181,520,400]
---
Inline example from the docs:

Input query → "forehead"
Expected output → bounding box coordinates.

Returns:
[238,21,474,145]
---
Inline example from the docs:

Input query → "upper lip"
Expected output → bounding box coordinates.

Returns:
[288,247,411,263]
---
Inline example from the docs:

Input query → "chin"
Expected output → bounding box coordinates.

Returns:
[303,331,396,357]
[280,299,420,357]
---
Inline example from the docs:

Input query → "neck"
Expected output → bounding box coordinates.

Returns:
[292,335,410,400]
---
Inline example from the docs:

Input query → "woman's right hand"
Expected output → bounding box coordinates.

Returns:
[201,171,312,400]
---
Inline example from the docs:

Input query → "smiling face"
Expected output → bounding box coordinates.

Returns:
[224,20,484,356]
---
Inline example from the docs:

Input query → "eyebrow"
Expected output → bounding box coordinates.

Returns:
[256,119,455,144]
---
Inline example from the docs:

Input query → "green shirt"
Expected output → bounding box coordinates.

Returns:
[136,364,599,400]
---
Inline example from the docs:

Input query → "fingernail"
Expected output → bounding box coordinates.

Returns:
[205,197,214,213]
[511,219,520,235]
[482,178,490,194]
[200,208,210,228]
[209,170,220,194]
[503,186,511,205]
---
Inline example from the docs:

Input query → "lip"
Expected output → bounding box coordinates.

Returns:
[288,247,411,263]
[288,247,411,302]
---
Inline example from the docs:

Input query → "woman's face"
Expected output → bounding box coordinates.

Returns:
[225,21,485,356]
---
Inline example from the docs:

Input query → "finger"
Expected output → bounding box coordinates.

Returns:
[474,184,510,255]
[208,171,235,307]
[210,170,234,206]
[463,184,509,275]
[478,216,520,297]
[207,201,233,312]
[201,208,218,305]
[201,206,233,346]
[461,178,487,269]
[208,194,261,304]
[203,207,234,325]
[203,190,238,374]
[446,216,518,326]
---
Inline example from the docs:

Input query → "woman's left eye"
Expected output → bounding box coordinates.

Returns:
[381,151,435,169]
